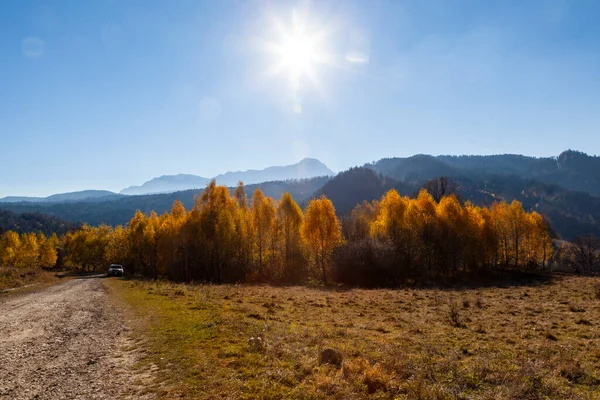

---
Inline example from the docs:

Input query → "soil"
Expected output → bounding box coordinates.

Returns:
[0,276,154,400]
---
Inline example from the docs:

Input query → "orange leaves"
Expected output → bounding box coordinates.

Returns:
[50,181,554,283]
[301,196,344,283]
[363,189,553,273]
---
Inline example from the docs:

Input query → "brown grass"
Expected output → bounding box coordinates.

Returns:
[0,266,60,294]
[107,275,600,399]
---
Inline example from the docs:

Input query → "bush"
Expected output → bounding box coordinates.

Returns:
[448,301,465,328]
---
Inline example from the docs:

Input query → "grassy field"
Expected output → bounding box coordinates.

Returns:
[0,266,61,294]
[106,275,600,399]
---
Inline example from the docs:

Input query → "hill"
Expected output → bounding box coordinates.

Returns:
[314,167,415,214]
[0,210,79,236]
[368,150,600,196]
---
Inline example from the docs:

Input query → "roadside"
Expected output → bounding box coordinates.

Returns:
[0,276,156,400]
[0,267,61,294]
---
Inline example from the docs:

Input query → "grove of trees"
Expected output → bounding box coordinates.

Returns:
[0,181,571,285]
[0,231,59,269]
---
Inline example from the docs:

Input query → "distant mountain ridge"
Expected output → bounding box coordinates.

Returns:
[120,158,333,195]
[366,150,600,196]
[213,158,333,187]
[0,190,123,204]
[120,174,211,196]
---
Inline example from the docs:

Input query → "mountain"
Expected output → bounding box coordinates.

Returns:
[120,158,334,195]
[120,174,211,196]
[0,190,123,204]
[213,158,333,187]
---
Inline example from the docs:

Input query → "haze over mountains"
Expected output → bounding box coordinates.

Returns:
[1,150,599,241]
[0,158,334,201]
[120,157,333,195]
[0,190,124,204]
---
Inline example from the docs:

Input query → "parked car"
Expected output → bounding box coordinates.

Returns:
[107,264,124,277]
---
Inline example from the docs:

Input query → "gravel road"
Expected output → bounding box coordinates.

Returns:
[0,277,153,400]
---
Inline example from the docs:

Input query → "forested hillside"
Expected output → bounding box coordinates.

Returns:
[0,177,330,227]
[368,150,600,196]
[0,210,78,236]
[314,167,414,214]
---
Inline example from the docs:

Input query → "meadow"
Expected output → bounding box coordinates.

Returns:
[107,274,600,399]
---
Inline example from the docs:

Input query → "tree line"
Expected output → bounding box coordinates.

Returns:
[0,231,59,269]
[0,181,565,285]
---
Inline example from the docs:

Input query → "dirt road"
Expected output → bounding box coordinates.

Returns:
[0,277,153,400]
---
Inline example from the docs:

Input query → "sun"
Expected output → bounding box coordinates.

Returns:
[275,25,321,87]
[263,10,329,93]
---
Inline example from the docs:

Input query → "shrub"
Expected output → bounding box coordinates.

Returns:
[448,301,465,328]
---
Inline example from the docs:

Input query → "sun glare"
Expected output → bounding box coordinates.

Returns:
[262,9,330,101]
[277,26,320,86]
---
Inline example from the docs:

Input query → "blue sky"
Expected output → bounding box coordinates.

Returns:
[1,0,599,197]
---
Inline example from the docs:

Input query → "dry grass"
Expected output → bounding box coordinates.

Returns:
[107,275,600,399]
[0,266,60,294]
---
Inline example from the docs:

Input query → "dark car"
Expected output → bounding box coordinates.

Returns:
[107,264,124,277]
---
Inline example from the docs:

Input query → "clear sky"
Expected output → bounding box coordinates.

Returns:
[1,0,599,197]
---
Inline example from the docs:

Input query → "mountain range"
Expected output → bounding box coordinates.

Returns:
[119,158,333,195]
[0,190,124,204]
[1,150,599,241]
[0,158,333,201]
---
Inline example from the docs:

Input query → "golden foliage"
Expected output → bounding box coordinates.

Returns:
[3,182,553,282]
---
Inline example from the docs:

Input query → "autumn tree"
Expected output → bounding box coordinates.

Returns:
[345,200,379,241]
[405,190,438,276]
[437,195,468,272]
[277,192,304,282]
[232,182,253,279]
[301,196,344,284]
[193,181,239,282]
[371,189,411,276]
[38,233,59,268]
[0,231,20,267]
[19,232,40,268]
[251,189,276,279]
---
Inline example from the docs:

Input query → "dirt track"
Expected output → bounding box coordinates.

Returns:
[0,277,153,400]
